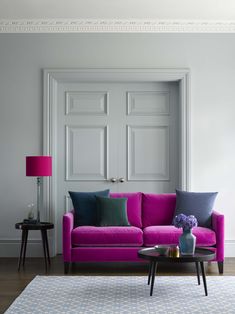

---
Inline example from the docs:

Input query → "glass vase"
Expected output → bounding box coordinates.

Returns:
[179,228,196,255]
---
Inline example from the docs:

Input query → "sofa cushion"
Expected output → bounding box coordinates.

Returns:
[173,189,218,228]
[143,225,216,247]
[96,196,130,226]
[69,189,110,226]
[72,226,143,247]
[110,192,142,228]
[142,193,176,228]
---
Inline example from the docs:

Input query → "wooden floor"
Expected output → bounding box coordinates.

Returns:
[0,256,234,313]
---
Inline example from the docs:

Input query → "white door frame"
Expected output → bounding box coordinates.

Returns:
[43,68,191,256]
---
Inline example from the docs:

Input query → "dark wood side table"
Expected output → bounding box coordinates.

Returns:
[15,222,54,272]
[138,247,215,297]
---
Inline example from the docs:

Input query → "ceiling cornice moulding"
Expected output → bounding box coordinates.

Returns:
[0,19,235,33]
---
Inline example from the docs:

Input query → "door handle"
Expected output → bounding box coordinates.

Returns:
[119,178,125,183]
[110,178,117,183]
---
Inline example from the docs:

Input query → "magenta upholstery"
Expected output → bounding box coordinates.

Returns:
[142,193,176,227]
[63,211,74,262]
[71,247,143,262]
[110,192,142,228]
[63,193,224,271]
[212,211,225,262]
[72,226,143,247]
[143,226,216,247]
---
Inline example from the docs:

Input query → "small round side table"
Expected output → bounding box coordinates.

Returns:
[138,247,215,296]
[15,222,54,272]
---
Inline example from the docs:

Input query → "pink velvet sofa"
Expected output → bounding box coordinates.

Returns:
[63,193,224,273]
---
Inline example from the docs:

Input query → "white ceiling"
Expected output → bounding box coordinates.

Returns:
[1,0,235,20]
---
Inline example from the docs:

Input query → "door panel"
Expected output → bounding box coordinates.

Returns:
[127,91,170,115]
[65,125,108,181]
[118,82,179,193]
[127,125,169,181]
[65,91,108,115]
[56,81,179,251]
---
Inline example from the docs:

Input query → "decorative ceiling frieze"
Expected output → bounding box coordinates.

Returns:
[0,19,235,33]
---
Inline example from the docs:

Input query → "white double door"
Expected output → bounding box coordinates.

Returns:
[56,81,179,251]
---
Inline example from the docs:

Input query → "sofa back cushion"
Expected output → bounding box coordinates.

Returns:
[142,193,176,227]
[110,192,142,228]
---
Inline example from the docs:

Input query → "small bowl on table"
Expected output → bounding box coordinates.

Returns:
[154,245,170,256]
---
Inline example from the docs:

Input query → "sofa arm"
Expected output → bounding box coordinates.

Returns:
[212,210,224,261]
[63,211,74,262]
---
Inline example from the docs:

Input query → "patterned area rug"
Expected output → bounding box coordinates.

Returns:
[5,276,235,314]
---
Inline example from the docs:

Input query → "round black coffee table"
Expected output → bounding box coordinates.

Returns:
[15,222,54,272]
[138,247,215,296]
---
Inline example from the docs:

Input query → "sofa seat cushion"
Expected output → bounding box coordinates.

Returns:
[72,226,143,247]
[143,226,216,247]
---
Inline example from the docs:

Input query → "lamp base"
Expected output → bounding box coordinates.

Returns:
[37,177,41,224]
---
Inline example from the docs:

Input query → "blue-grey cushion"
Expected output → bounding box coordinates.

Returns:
[173,189,218,227]
[69,190,110,226]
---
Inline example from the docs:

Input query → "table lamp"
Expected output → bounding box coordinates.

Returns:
[26,156,52,223]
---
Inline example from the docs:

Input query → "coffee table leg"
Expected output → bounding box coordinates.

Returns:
[150,261,157,296]
[200,262,208,296]
[148,261,153,285]
[195,262,200,285]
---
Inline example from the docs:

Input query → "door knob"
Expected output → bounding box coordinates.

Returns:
[110,178,117,183]
[119,178,125,183]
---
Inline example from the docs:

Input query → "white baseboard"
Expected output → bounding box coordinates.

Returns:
[0,238,55,257]
[224,240,235,257]
[1,239,235,258]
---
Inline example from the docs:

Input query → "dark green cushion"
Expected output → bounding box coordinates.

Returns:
[69,190,110,226]
[96,196,130,226]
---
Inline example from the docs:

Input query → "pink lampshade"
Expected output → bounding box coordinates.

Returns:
[26,156,52,177]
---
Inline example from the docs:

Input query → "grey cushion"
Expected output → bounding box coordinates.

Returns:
[173,189,218,227]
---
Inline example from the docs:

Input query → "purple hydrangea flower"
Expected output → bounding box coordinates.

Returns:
[173,213,198,231]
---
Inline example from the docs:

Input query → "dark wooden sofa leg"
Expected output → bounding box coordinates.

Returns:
[64,262,70,274]
[218,261,224,274]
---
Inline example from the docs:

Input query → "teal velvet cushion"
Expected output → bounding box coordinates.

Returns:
[69,190,110,226]
[173,189,218,227]
[96,196,130,226]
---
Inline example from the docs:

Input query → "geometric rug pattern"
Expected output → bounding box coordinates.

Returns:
[5,276,235,314]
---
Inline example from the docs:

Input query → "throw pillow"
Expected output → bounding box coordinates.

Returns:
[69,189,110,226]
[96,196,130,226]
[110,192,142,228]
[173,189,218,227]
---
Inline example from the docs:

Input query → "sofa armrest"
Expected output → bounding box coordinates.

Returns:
[63,211,74,262]
[212,210,224,261]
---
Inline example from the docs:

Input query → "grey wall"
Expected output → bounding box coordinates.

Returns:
[0,34,235,256]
